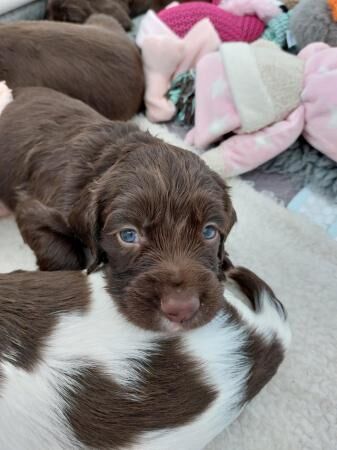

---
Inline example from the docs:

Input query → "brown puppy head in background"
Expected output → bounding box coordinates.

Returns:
[45,0,206,24]
[45,0,133,29]
[69,132,236,333]
[46,0,94,23]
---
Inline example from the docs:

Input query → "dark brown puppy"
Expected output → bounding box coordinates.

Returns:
[45,0,205,27]
[0,86,236,313]
[0,16,144,120]
[46,0,141,29]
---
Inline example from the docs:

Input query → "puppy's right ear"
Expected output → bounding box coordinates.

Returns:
[68,182,105,273]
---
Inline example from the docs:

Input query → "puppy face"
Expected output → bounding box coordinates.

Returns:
[72,139,236,333]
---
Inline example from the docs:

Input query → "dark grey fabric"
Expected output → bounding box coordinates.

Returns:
[0,0,46,22]
[290,0,337,50]
[259,138,337,200]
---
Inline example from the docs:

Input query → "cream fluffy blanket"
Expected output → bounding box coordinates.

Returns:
[0,117,336,450]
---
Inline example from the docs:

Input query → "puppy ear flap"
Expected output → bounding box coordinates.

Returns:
[68,182,105,274]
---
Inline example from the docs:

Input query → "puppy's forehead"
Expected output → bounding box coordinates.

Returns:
[107,146,227,228]
[117,144,224,195]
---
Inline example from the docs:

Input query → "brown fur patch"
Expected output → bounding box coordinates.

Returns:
[224,267,286,405]
[0,271,90,372]
[243,334,284,404]
[65,338,216,448]
[0,19,144,120]
[16,196,87,271]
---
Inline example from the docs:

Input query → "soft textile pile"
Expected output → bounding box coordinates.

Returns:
[136,0,337,183]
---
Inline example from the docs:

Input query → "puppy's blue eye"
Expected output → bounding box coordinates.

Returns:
[202,225,217,240]
[119,229,138,244]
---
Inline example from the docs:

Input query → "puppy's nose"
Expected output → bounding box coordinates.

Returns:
[161,291,200,323]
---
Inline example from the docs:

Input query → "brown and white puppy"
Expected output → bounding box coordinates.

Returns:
[0,264,290,450]
[0,16,144,120]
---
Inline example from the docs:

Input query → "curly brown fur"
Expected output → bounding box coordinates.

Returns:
[0,87,237,332]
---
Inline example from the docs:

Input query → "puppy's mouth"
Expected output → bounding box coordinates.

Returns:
[114,268,225,333]
[160,316,196,333]
[158,307,214,334]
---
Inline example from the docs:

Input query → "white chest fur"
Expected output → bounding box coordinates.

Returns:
[134,318,250,450]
